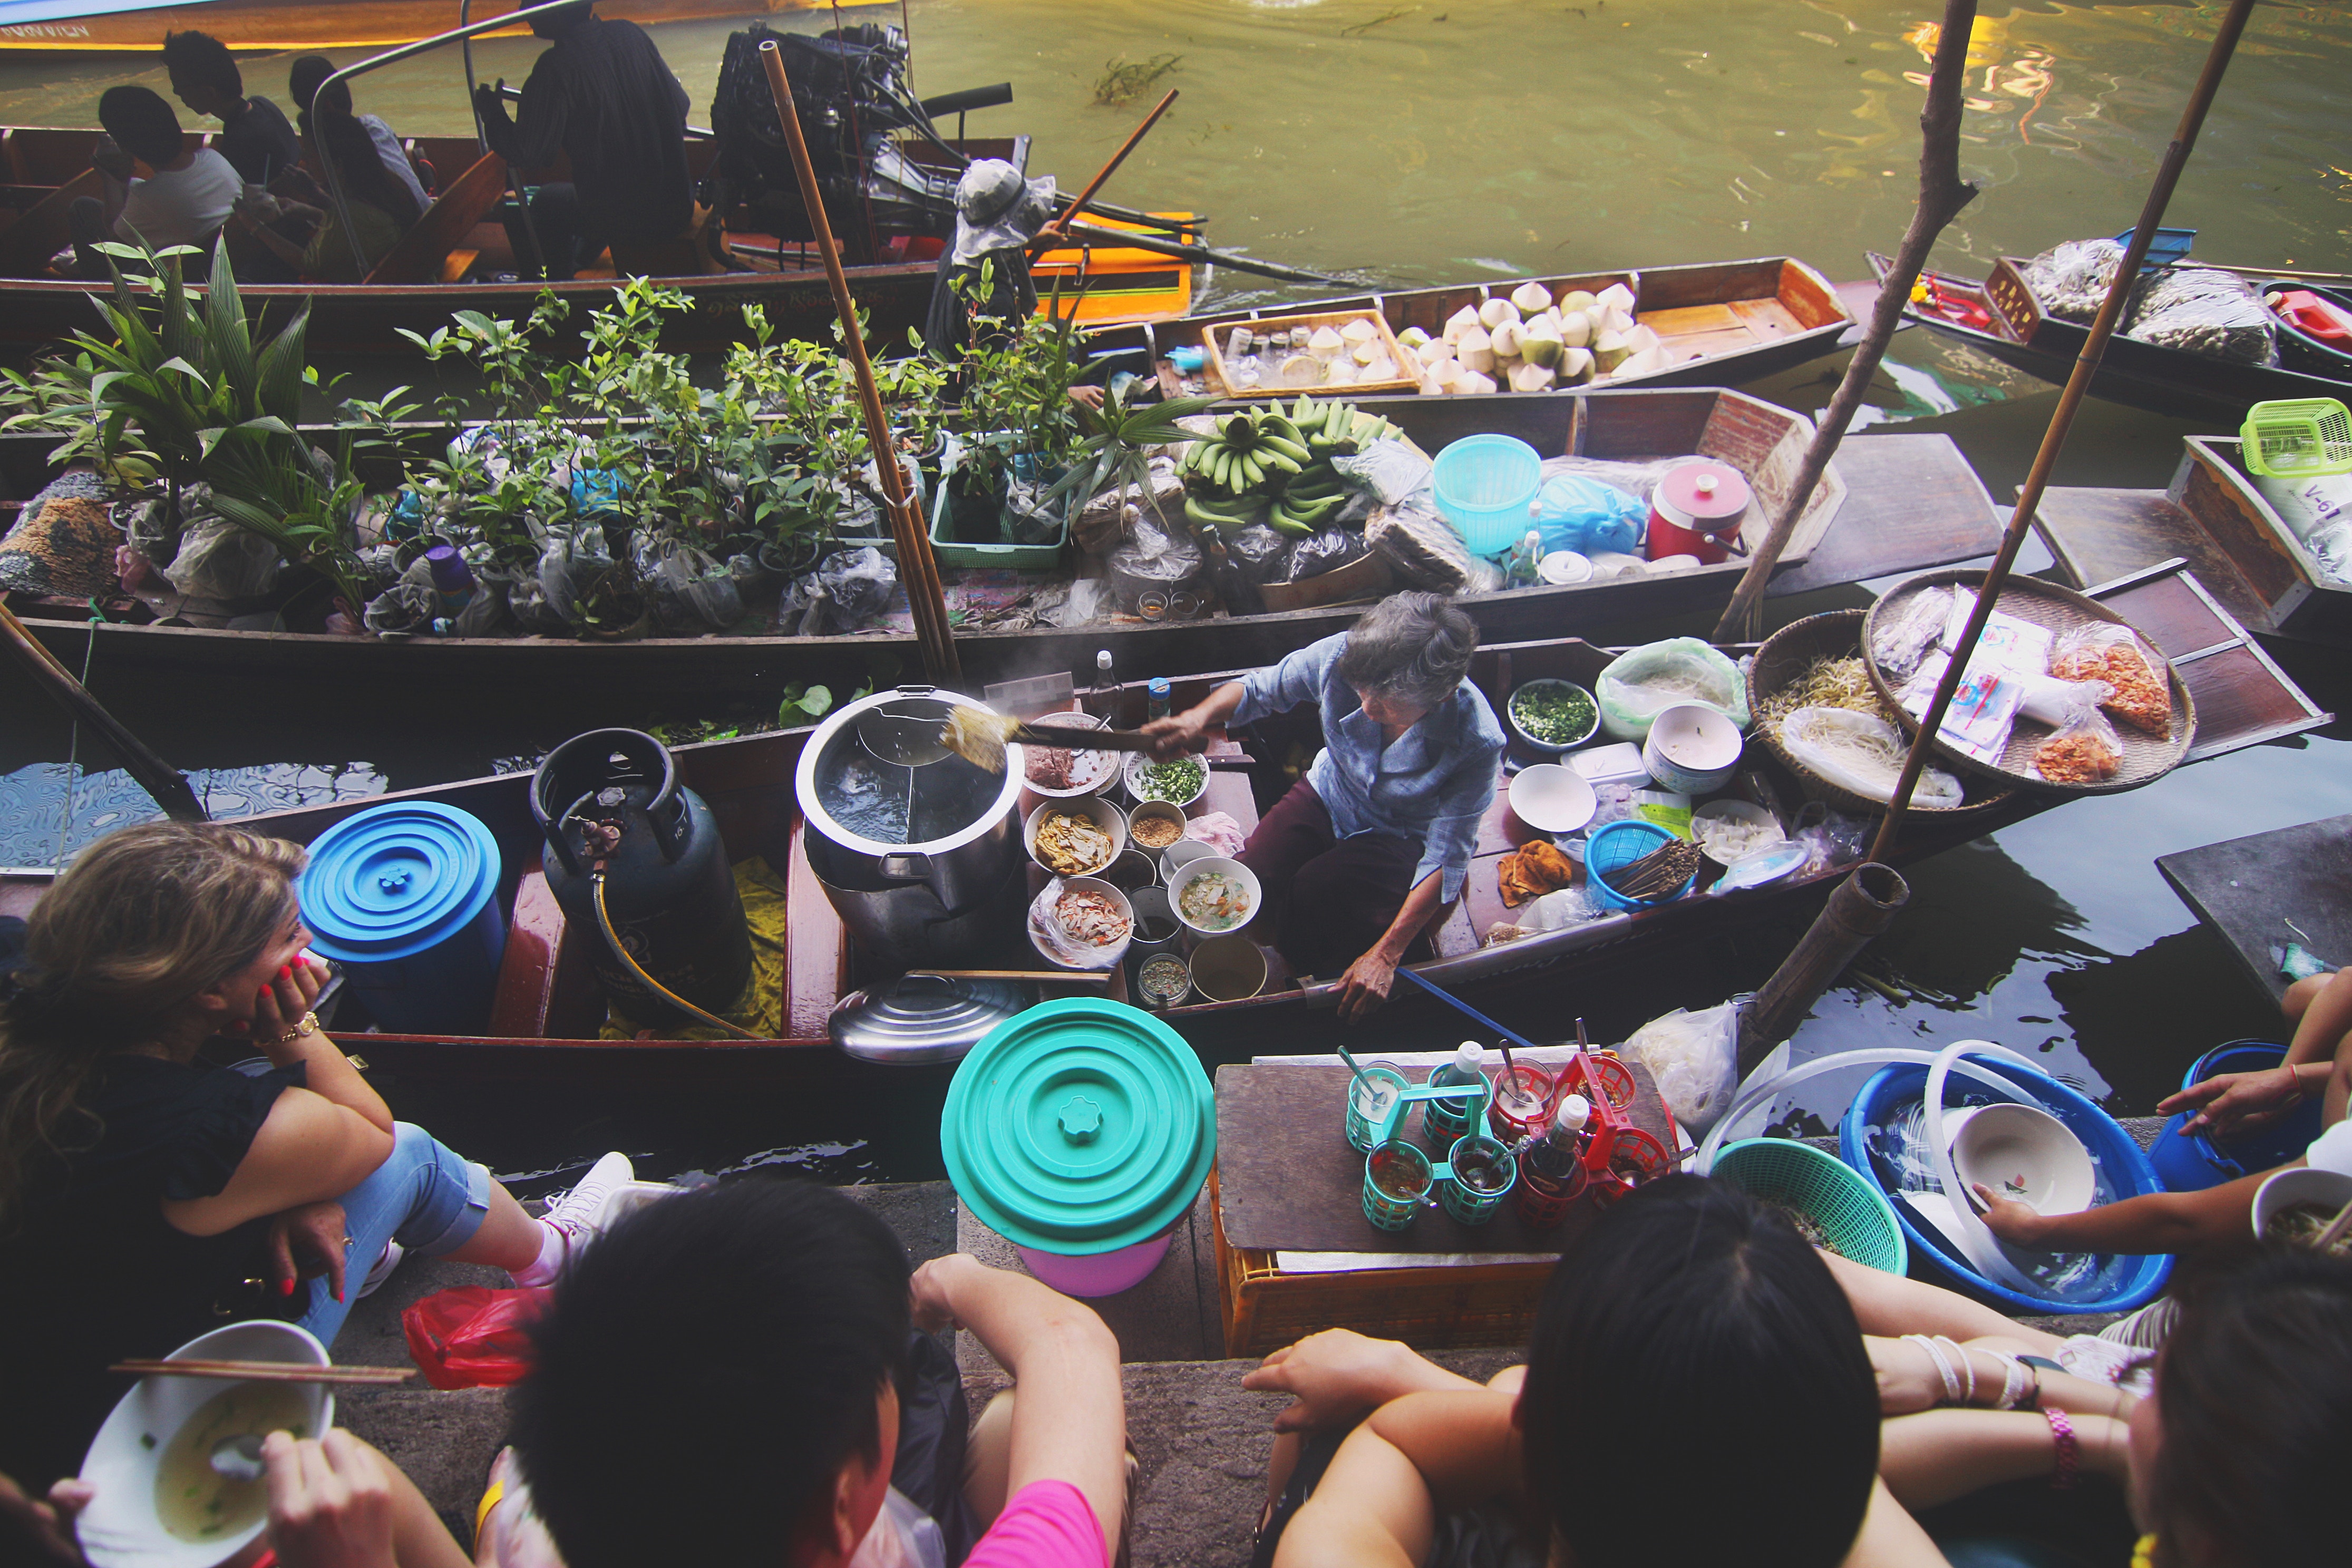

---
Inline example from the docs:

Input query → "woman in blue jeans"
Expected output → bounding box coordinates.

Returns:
[0,822,630,1492]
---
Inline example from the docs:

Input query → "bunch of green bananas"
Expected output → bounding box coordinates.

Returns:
[1180,396,1401,538]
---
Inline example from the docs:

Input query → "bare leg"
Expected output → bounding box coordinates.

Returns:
[1484,1366,1526,1397]
[1878,1410,2131,1512]
[964,1389,1017,1532]
[441,1184,547,1274]
[1824,1252,2066,1355]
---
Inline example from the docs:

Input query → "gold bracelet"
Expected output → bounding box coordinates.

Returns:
[273,1010,322,1046]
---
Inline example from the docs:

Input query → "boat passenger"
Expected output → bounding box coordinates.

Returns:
[68,86,239,275]
[1143,592,1502,1021]
[288,55,431,216]
[926,158,1052,362]
[1244,1177,1898,1568]
[229,93,426,283]
[472,0,692,280]
[160,30,299,188]
[0,822,634,1494]
[510,1180,1130,1568]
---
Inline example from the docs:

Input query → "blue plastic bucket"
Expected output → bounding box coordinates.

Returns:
[1838,1055,2172,1315]
[1431,434,1542,556]
[1584,820,1695,911]
[2147,1041,2317,1192]
[298,803,506,1036]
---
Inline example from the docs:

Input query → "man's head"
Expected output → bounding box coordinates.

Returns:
[530,1,596,38]
[96,86,185,169]
[512,1181,915,1568]
[287,55,351,119]
[949,159,1055,265]
[160,31,242,120]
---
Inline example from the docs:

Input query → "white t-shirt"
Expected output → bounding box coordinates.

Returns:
[114,148,241,249]
[2305,1117,2352,1176]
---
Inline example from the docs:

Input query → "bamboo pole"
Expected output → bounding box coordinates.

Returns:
[1738,864,1909,1069]
[1713,0,1982,643]
[757,39,959,683]
[1,603,206,823]
[1030,90,1179,251]
[1868,0,2258,865]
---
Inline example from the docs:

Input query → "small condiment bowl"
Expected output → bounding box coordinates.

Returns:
[1507,764,1598,835]
[1024,796,1126,878]
[2251,1166,2352,1245]
[1166,855,1262,939]
[1505,678,1600,753]
[1124,799,1190,856]
[1125,752,1209,810]
[1641,702,1743,794]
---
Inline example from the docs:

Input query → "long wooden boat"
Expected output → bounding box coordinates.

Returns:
[1866,251,2352,424]
[2157,813,2352,1009]
[3,559,2318,1089]
[0,125,1191,353]
[1,386,2007,698]
[2031,434,2352,647]
[0,0,820,53]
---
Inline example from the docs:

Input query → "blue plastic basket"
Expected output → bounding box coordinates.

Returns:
[2148,1041,2318,1192]
[1584,820,1694,911]
[1838,1055,2172,1316]
[1431,434,1541,556]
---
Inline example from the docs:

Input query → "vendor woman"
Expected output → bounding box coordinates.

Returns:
[1143,592,1502,1022]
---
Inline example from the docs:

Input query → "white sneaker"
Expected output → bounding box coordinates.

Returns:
[539,1151,635,1272]
[356,1240,404,1299]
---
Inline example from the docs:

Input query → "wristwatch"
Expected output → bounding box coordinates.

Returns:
[273,1010,322,1045]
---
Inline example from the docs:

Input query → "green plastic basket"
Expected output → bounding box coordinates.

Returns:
[1709,1137,1908,1275]
[2240,397,2352,479]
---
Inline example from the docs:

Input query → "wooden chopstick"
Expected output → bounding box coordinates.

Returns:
[110,1359,414,1385]
[2311,1194,2352,1253]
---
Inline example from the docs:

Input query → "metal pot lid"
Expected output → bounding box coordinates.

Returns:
[941,998,1214,1255]
[298,803,501,962]
[796,686,1025,857]
[829,972,1035,1066]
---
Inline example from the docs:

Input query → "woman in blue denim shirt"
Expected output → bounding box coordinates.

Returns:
[1142,593,1503,1022]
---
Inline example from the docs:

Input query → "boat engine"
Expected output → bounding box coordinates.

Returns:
[532,729,753,1029]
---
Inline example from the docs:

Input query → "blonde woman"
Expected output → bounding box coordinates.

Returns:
[0,823,629,1492]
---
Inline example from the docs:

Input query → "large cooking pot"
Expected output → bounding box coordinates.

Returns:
[796,685,1029,968]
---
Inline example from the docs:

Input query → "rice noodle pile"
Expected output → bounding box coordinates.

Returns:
[1756,654,1899,729]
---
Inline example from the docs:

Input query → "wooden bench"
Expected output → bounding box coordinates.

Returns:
[362,150,508,286]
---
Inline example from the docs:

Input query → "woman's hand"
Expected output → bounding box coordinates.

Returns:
[1335,949,1398,1025]
[1242,1330,1441,1433]
[1971,1185,2052,1248]
[908,1254,972,1335]
[2157,1065,2301,1138]
[267,1201,351,1304]
[1140,710,1210,761]
[262,1430,397,1568]
[253,955,328,1053]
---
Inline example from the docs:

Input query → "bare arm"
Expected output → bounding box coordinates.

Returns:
[1976,1167,2270,1258]
[1140,681,1245,759]
[1240,1329,1488,1432]
[912,1255,1125,1560]
[1275,1390,1519,1568]
[1877,1409,2131,1512]
[256,958,394,1135]
[1842,1478,1950,1568]
[1334,871,1447,1023]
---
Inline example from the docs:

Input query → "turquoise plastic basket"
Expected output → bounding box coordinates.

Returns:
[1583,819,1693,911]
[1432,434,1541,556]
[1711,1137,1908,1275]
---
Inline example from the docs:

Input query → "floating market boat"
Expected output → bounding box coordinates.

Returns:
[2030,434,2352,648]
[0,0,822,53]
[3,559,2318,1090]
[2157,812,2352,1010]
[1866,251,2352,424]
[0,386,2007,699]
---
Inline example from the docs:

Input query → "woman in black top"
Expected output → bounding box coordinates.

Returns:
[0,823,627,1492]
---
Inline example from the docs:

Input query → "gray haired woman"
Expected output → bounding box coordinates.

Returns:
[1142,593,1503,1021]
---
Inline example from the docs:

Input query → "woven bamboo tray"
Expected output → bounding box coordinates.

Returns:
[1746,609,2016,820]
[1859,570,2195,797]
[1202,309,1419,400]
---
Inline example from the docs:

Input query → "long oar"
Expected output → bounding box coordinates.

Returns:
[1052,222,1353,289]
[1031,89,1180,252]
[1867,0,2258,864]
[0,603,205,823]
[758,39,959,683]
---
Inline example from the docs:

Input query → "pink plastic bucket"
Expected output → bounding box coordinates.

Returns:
[1015,1225,1176,1298]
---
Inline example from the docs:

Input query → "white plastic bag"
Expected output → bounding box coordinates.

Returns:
[1777,706,1965,810]
[1624,1001,1739,1135]
[1026,878,1132,970]
[1596,637,1751,741]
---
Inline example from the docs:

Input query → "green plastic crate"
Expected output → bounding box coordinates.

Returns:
[1709,1137,1908,1275]
[928,474,1069,570]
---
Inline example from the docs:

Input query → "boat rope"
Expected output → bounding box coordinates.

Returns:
[589,869,760,1039]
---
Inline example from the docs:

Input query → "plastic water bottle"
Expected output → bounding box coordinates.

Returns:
[1146,678,1172,722]
[1515,1094,1592,1229]
[1422,1041,1488,1151]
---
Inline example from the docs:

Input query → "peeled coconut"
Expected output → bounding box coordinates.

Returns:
[1360,356,1397,381]
[1509,362,1558,393]
[1558,346,1595,383]
[1308,325,1347,362]
[1340,317,1379,346]
[1602,305,1636,336]
[1489,320,1524,361]
[1558,312,1593,349]
[1280,353,1327,386]
[1455,368,1499,396]
[1351,338,1384,367]
[1510,280,1554,316]
[1559,289,1598,314]
[1456,326,1495,374]
[1326,358,1359,385]
[1519,326,1564,369]
[1596,281,1636,315]
[1397,325,1434,352]
[1478,297,1520,330]
[1591,329,1632,374]
[1616,345,1665,379]
[1444,304,1482,342]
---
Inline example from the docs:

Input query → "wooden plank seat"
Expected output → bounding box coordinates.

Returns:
[362,150,507,287]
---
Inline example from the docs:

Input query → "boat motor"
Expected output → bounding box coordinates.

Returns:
[532,729,753,1031]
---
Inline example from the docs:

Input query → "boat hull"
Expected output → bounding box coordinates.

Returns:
[0,0,818,53]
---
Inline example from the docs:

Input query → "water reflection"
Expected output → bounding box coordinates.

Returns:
[0,761,385,866]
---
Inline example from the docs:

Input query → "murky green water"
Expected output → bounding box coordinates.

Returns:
[3,1,2349,1187]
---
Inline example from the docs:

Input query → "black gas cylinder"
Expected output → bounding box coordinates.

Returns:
[532,729,753,1027]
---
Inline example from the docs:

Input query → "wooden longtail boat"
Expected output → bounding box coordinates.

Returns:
[1865,251,2352,424]
[2032,434,2352,648]
[0,0,821,53]
[1,386,2007,698]
[2,560,2321,1089]
[2157,813,2352,1009]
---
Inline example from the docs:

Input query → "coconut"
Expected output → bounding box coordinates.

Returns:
[1308,325,1347,362]
[1456,326,1495,374]
[1350,338,1383,366]
[1340,317,1379,345]
[1553,312,1590,349]
[1361,356,1396,381]
[1444,304,1482,342]
[1478,297,1520,330]
[1326,358,1359,385]
[1559,289,1598,314]
[1519,327,1564,369]
[1509,362,1557,393]
[1596,282,1636,315]
[1601,305,1636,336]
[1510,281,1554,316]
[1489,320,1524,361]
[1397,325,1434,352]
[1590,329,1632,374]
[1455,369,1499,396]
[1280,353,1327,386]
[1558,346,1595,383]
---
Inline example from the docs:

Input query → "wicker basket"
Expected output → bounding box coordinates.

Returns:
[1746,610,2013,819]
[1859,570,2195,797]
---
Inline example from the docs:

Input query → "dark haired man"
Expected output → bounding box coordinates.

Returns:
[71,85,239,273]
[471,0,691,279]
[513,1180,1126,1568]
[161,30,299,186]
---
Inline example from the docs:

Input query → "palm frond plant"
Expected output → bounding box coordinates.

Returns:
[1043,383,1217,533]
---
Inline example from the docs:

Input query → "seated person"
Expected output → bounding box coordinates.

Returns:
[1245,1176,1899,1568]
[511,1180,1127,1568]
[1143,592,1502,1021]
[69,86,239,274]
[231,105,423,281]
[288,55,430,215]
[160,29,298,186]
[0,821,633,1494]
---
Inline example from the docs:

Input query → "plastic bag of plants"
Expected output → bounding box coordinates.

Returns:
[362,559,438,637]
[1002,472,1062,546]
[2124,267,2277,365]
[1224,521,1293,583]
[2023,238,2124,323]
[512,523,611,634]
[1365,498,1501,594]
[818,545,897,624]
[1290,527,1369,581]
[636,534,745,635]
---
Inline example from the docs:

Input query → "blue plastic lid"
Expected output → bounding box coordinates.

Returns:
[297,802,502,963]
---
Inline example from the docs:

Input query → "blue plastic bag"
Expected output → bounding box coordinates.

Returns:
[1533,474,1645,557]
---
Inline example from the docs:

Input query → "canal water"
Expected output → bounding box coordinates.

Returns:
[2,2,2348,1190]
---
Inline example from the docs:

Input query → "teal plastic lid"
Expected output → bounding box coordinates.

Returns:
[941,997,1215,1256]
[297,802,502,963]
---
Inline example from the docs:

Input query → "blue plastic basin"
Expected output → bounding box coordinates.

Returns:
[2147,1041,2318,1192]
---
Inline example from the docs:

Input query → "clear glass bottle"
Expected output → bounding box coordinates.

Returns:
[1090,648,1118,723]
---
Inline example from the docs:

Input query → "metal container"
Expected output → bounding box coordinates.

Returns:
[796,686,1031,968]
[828,972,1036,1066]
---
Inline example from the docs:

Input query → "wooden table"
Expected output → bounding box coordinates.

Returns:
[2157,813,2352,1005]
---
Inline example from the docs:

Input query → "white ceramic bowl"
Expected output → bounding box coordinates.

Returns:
[1951,1103,2095,1218]
[1690,799,1785,865]
[1641,702,1744,794]
[1025,796,1127,878]
[1125,752,1209,810]
[1018,712,1121,798]
[1159,837,1217,883]
[1028,875,1135,971]
[1165,855,1262,938]
[1508,764,1599,834]
[77,1321,334,1568]
[2251,1166,2352,1244]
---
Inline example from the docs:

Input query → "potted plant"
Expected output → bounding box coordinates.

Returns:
[942,265,1091,543]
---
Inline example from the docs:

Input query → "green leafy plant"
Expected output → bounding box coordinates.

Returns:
[947,264,1090,505]
[1045,383,1217,529]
